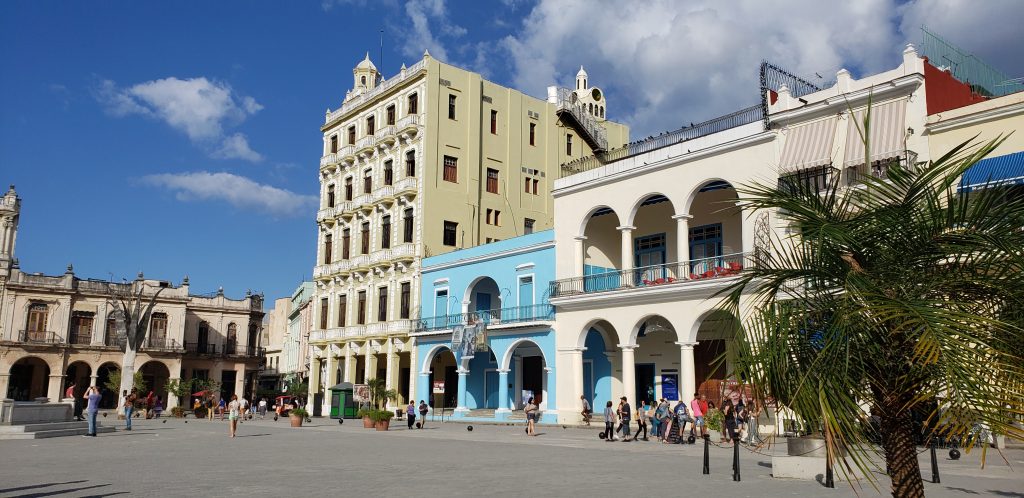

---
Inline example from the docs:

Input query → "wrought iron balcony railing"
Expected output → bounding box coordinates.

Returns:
[185,342,218,355]
[18,330,62,344]
[417,304,555,332]
[549,252,752,298]
[144,338,183,351]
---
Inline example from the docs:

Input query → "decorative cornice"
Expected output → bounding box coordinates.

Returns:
[925,101,1024,134]
[421,240,554,272]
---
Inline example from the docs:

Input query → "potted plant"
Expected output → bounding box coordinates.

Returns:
[289,407,308,427]
[170,406,186,418]
[358,408,376,429]
[371,409,394,431]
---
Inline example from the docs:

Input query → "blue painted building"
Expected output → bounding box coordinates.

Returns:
[412,230,557,423]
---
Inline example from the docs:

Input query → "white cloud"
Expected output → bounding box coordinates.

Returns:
[400,0,466,61]
[142,171,316,217]
[501,0,908,137]
[493,0,1024,139]
[213,133,263,162]
[97,77,264,161]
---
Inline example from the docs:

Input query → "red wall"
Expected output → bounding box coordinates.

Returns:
[924,58,988,115]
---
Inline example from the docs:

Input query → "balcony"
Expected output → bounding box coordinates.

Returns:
[68,332,93,346]
[338,144,355,164]
[394,176,418,197]
[369,243,416,267]
[549,252,752,298]
[417,304,555,332]
[17,330,62,345]
[221,342,261,357]
[396,114,420,135]
[105,335,127,349]
[185,342,218,355]
[310,320,416,342]
[554,87,607,152]
[378,125,397,145]
[371,185,395,204]
[320,153,339,170]
[845,152,917,187]
[144,338,184,352]
[353,192,373,208]
[356,135,377,155]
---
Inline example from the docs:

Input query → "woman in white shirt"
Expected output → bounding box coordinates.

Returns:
[227,394,241,438]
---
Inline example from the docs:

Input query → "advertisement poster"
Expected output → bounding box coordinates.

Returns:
[353,384,369,403]
[661,374,679,401]
[432,381,446,394]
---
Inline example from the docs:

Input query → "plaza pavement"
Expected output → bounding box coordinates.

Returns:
[0,415,1020,497]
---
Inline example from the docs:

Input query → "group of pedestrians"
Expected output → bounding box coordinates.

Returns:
[596,392,752,444]
[405,400,431,429]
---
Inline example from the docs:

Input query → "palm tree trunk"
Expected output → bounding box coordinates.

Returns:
[880,407,925,498]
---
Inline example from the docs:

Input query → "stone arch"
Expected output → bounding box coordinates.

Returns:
[420,344,453,374]
[625,192,679,226]
[683,178,738,215]
[577,205,621,238]
[499,338,548,371]
[575,318,619,349]
[463,275,503,314]
[627,313,681,346]
[7,355,52,401]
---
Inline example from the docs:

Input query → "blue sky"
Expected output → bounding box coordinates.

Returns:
[2,0,1021,303]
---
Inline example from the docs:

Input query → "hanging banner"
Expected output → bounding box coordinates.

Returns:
[432,381,445,394]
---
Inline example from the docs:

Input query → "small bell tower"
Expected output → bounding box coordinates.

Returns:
[352,52,380,97]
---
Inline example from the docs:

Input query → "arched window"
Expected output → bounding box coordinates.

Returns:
[600,106,605,118]
[226,323,238,354]
[361,75,366,85]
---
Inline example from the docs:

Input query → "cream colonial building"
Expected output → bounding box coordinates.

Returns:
[307,52,628,414]
[0,186,266,409]
[545,44,1010,424]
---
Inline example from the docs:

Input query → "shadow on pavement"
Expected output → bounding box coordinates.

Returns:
[18,483,117,497]
[0,481,87,493]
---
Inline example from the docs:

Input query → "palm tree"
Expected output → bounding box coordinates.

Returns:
[722,136,1024,497]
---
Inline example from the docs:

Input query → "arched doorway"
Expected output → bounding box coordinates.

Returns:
[426,346,457,409]
[97,362,120,409]
[65,361,92,397]
[694,310,740,407]
[139,361,171,406]
[503,340,547,410]
[632,315,680,406]
[581,207,622,292]
[686,181,743,276]
[7,357,50,401]
[466,277,502,321]
[579,321,616,412]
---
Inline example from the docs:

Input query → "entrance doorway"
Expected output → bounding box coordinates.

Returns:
[635,363,656,406]
[8,357,49,401]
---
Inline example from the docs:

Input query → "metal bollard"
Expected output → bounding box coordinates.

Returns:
[930,441,940,484]
[703,434,710,475]
[732,435,741,481]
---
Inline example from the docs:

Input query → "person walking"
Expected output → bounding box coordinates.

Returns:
[258,398,267,419]
[673,398,690,442]
[144,391,155,419]
[580,395,592,426]
[418,400,428,428]
[618,397,632,441]
[217,397,226,421]
[603,401,616,441]
[67,383,83,421]
[721,396,737,445]
[406,401,416,429]
[82,386,101,437]
[154,396,164,419]
[524,397,538,436]
[633,400,649,441]
[691,393,707,438]
[648,401,661,440]
[123,389,138,431]
[227,394,240,438]
[206,396,215,421]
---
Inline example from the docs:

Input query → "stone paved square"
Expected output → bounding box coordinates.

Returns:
[1,416,1021,497]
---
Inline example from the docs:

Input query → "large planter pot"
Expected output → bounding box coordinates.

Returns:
[290,415,304,427]
[362,416,375,429]
[375,419,391,431]
[787,437,847,457]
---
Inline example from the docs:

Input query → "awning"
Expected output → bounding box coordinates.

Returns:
[779,117,838,172]
[72,302,98,313]
[959,151,1024,192]
[844,99,908,167]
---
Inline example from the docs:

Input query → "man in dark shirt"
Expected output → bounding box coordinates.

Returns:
[619,397,632,441]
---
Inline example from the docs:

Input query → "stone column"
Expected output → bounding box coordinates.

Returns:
[417,372,430,411]
[343,343,355,383]
[672,214,692,273]
[47,374,64,403]
[306,355,320,410]
[569,348,585,411]
[617,226,635,273]
[407,337,418,404]
[323,352,336,416]
[513,355,523,409]
[0,373,9,400]
[234,365,245,399]
[496,369,510,415]
[455,368,469,413]
[677,341,698,404]
[363,343,376,383]
[384,340,396,408]
[573,235,587,278]
[619,345,637,406]
[167,360,183,408]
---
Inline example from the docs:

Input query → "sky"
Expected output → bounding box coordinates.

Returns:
[2,0,1022,303]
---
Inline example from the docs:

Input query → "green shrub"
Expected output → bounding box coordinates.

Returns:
[368,409,395,422]
[705,408,724,432]
[289,407,309,419]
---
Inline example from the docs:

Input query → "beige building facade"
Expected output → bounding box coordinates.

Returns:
[0,186,266,409]
[307,52,628,414]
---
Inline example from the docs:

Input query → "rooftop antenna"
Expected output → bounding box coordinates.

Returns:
[379,28,384,80]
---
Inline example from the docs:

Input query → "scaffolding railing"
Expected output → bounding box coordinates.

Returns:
[919,26,1023,97]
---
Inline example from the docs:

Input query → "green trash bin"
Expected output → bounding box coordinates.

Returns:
[329,383,357,419]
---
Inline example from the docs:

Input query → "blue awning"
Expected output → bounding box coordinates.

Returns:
[959,151,1024,192]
